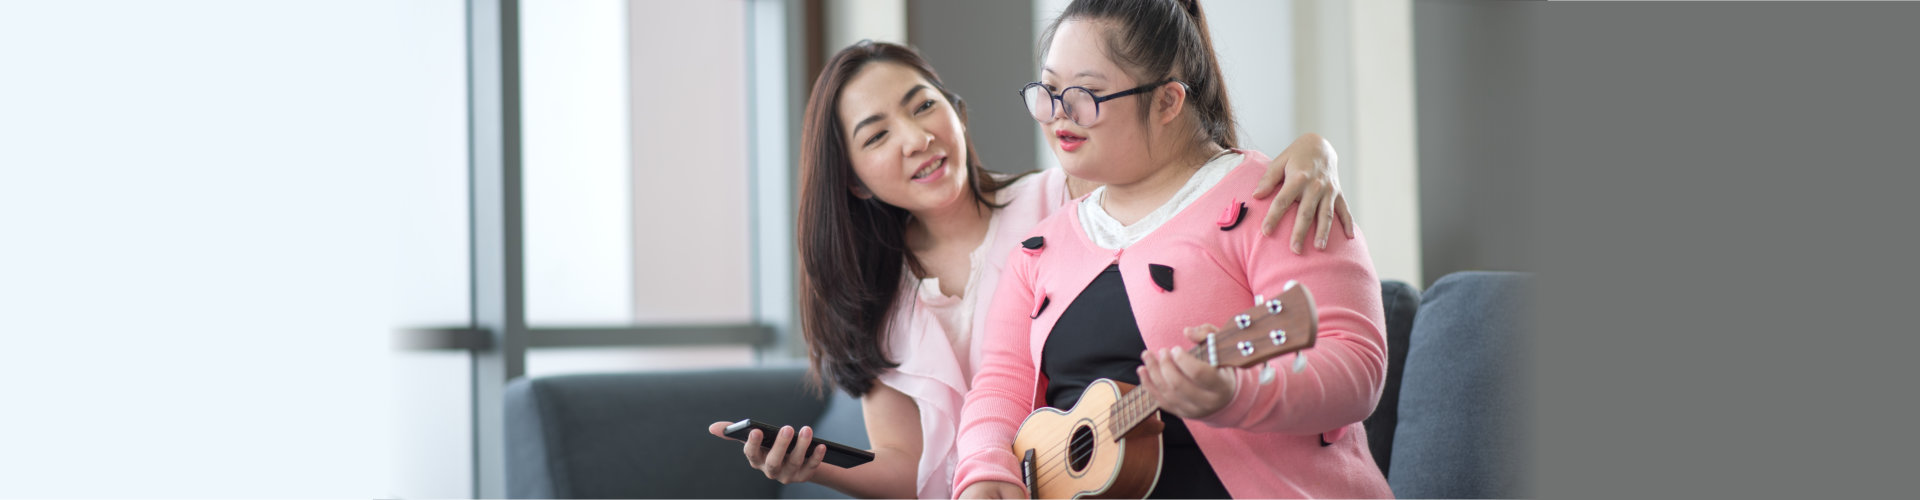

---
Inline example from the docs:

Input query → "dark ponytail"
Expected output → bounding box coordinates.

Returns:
[1041,0,1238,149]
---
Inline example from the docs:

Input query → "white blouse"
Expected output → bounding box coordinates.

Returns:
[874,167,1071,498]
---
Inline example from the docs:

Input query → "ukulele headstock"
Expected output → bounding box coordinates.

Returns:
[1200,281,1318,369]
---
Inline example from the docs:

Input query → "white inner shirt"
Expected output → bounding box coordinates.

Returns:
[1078,151,1242,250]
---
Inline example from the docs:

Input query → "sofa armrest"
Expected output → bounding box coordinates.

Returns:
[506,366,830,499]
[1390,271,1532,498]
[1364,279,1422,478]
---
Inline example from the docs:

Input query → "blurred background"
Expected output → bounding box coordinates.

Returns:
[1,0,1533,497]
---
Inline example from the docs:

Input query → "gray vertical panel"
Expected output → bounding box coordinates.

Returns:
[908,0,1040,175]
[783,0,811,360]
[468,0,526,497]
[1412,0,1537,287]
[748,0,803,361]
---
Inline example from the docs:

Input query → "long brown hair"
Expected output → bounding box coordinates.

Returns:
[1041,0,1239,149]
[797,41,1030,397]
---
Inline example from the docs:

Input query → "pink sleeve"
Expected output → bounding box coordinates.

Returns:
[951,246,1041,494]
[1196,202,1390,435]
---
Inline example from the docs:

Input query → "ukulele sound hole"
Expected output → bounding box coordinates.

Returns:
[1068,424,1095,472]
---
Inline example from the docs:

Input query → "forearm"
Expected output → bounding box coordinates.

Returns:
[953,260,1042,493]
[1202,201,1387,433]
[952,381,1033,493]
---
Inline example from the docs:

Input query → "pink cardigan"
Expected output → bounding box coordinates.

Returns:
[952,151,1394,498]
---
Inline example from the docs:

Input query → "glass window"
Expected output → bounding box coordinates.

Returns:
[520,0,760,373]
[523,0,757,328]
[0,0,470,496]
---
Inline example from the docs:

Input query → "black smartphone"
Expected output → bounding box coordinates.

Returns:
[724,419,875,468]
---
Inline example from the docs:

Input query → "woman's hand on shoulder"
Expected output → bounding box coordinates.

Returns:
[1251,132,1355,254]
[958,480,1029,499]
[707,421,827,484]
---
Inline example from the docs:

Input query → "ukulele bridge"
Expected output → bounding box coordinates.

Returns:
[1020,448,1038,499]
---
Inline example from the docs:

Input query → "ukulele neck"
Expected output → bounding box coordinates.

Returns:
[1104,285,1317,438]
[1107,346,1212,437]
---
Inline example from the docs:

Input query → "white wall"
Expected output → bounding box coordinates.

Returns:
[827,0,908,59]
[627,0,754,326]
[1208,0,1297,152]
[1346,0,1422,288]
[1295,0,1423,288]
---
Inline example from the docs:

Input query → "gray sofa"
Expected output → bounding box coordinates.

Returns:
[505,271,1530,498]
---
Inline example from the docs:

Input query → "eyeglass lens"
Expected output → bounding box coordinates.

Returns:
[1022,85,1102,127]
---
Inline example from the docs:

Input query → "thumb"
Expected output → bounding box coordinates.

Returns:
[1183,323,1220,343]
[709,421,733,439]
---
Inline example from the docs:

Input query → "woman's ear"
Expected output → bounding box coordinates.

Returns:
[949,92,971,123]
[1154,81,1189,126]
[850,184,874,200]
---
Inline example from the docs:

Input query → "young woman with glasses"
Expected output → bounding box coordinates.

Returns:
[954,0,1393,497]
[706,35,1351,497]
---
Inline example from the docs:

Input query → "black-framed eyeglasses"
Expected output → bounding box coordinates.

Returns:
[1018,78,1175,127]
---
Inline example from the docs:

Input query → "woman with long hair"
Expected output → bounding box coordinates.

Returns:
[954,0,1393,497]
[709,37,1352,498]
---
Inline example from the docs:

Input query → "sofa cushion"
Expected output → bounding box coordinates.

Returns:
[506,367,830,499]
[1389,271,1531,498]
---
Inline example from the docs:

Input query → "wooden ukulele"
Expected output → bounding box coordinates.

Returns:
[1011,281,1319,499]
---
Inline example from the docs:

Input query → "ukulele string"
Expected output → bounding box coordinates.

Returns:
[1028,418,1106,489]
[1027,380,1182,490]
[1028,407,1139,490]
[1029,407,1122,478]
[1028,299,1295,491]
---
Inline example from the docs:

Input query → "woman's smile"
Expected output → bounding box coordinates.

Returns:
[910,155,948,183]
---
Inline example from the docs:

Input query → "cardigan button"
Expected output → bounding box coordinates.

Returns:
[1218,199,1248,231]
[1148,264,1175,292]
[1020,236,1044,256]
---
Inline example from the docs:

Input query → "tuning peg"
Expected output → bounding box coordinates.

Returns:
[1253,294,1265,306]
[1258,363,1277,384]
[1291,351,1308,373]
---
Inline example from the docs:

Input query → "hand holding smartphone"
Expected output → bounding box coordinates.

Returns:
[723,418,875,468]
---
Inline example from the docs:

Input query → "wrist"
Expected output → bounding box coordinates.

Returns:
[1199,368,1238,419]
[1194,368,1248,424]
